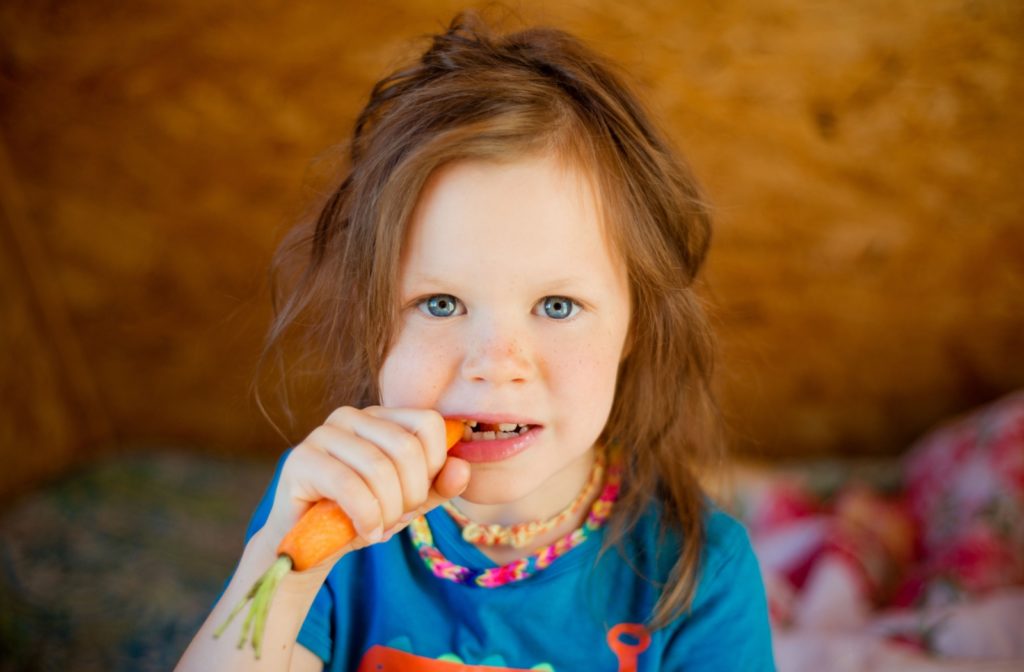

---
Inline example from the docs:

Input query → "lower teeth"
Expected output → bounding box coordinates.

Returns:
[468,427,528,441]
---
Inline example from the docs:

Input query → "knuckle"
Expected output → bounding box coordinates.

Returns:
[305,426,333,446]
[326,405,359,426]
[352,506,381,535]
[365,452,394,483]
[375,494,401,528]
[398,433,422,459]
[418,410,444,438]
[425,441,445,471]
[334,477,379,532]
[286,443,324,480]
[306,425,329,446]
[408,486,429,511]
[307,425,344,453]
[420,408,443,425]
[289,441,315,462]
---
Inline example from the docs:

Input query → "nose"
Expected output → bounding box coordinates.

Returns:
[460,316,534,385]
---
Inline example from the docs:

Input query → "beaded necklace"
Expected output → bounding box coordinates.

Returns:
[408,449,623,588]
[441,450,606,548]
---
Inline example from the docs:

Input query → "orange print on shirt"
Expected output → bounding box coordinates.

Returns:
[357,646,526,671]
[356,622,651,671]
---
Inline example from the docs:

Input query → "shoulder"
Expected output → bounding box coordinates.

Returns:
[644,500,775,670]
[621,497,756,584]
[700,504,759,579]
[605,498,774,669]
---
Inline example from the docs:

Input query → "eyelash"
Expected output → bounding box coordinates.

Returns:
[417,294,464,318]
[414,295,583,321]
[534,296,581,320]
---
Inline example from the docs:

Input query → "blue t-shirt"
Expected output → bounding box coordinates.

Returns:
[244,451,775,671]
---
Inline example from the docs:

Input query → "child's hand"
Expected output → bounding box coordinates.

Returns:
[260,406,470,569]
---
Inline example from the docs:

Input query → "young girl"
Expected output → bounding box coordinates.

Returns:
[178,10,774,671]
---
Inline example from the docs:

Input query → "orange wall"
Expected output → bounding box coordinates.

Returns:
[2,1,1022,495]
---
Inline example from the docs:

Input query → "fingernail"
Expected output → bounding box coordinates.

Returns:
[399,512,418,525]
[367,525,384,543]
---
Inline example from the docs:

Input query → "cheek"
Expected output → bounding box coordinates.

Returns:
[547,329,624,422]
[379,326,458,408]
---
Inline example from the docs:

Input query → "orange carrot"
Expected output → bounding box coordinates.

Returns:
[214,418,465,658]
[444,417,465,452]
[275,500,356,572]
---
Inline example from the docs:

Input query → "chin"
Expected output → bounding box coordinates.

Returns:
[456,473,534,506]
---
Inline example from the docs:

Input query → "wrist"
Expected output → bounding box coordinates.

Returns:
[244,527,338,593]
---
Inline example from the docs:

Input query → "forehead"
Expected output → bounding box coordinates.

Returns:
[401,153,623,289]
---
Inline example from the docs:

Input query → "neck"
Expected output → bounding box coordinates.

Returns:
[450,448,600,564]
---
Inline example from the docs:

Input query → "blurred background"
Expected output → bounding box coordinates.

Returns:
[1,0,1022,669]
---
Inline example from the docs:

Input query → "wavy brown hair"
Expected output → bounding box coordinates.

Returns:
[257,10,723,629]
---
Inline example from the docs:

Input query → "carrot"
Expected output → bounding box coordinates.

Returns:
[214,418,465,658]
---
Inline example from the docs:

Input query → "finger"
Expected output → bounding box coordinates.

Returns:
[363,407,448,479]
[284,443,384,544]
[378,457,471,543]
[309,424,405,531]
[326,410,432,518]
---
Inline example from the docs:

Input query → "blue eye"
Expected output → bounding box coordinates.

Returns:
[420,294,462,318]
[540,296,579,320]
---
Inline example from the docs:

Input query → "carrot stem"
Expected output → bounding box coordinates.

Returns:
[214,554,293,659]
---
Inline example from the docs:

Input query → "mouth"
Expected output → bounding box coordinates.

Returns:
[461,420,536,442]
[447,416,542,463]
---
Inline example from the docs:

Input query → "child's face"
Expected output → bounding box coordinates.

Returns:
[379,153,631,507]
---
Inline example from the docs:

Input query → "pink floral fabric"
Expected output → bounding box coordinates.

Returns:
[736,389,1024,656]
[902,389,1024,603]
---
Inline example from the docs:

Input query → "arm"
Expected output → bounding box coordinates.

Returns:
[175,407,469,670]
[175,528,339,671]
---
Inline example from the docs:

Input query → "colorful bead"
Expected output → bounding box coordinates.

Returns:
[408,449,623,588]
[442,450,606,547]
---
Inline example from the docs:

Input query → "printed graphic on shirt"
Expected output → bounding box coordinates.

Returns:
[355,623,651,671]
[356,645,550,671]
[606,623,652,672]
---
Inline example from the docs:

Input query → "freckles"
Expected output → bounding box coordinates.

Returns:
[430,339,460,366]
[550,344,615,390]
[407,341,460,399]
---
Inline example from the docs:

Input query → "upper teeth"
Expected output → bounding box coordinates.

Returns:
[462,421,530,441]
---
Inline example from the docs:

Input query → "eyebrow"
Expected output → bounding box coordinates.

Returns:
[402,271,450,288]
[537,275,593,292]
[404,271,594,293]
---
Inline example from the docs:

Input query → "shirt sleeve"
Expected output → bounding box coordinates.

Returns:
[242,449,289,543]
[662,513,776,671]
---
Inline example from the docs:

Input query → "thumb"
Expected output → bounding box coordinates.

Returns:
[425,456,471,507]
[400,457,471,525]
